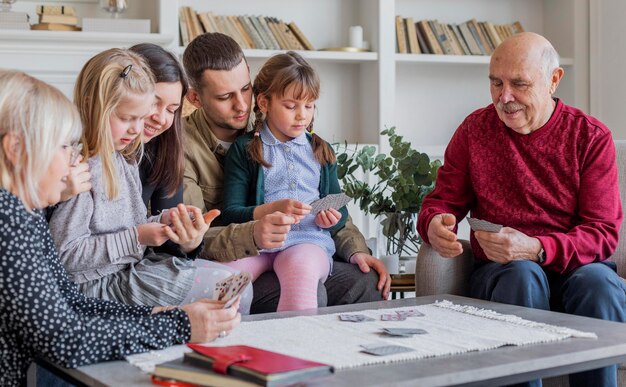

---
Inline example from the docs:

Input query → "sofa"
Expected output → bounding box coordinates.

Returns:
[414,140,626,386]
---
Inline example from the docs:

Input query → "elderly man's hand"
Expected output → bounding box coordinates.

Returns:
[427,213,463,257]
[474,227,542,264]
[349,252,391,299]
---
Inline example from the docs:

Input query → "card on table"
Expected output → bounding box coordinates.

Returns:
[360,344,415,356]
[338,314,375,322]
[381,328,428,337]
[381,313,406,321]
[214,272,251,308]
[309,193,352,215]
[467,217,503,233]
[395,309,424,318]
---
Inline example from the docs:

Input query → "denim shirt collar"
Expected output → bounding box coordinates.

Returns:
[260,122,309,146]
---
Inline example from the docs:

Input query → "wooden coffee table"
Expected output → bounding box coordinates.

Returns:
[39,295,626,386]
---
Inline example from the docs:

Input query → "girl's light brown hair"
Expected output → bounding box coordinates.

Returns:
[74,48,155,199]
[248,51,335,167]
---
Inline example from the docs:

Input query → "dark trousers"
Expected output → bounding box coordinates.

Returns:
[470,260,626,387]
[251,261,383,314]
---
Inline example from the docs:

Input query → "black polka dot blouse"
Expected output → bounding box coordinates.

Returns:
[0,189,191,386]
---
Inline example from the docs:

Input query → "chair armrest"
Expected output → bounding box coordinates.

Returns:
[415,240,473,297]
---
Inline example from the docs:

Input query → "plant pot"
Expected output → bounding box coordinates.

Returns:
[377,212,420,258]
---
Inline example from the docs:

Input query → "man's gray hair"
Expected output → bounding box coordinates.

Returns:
[541,44,560,84]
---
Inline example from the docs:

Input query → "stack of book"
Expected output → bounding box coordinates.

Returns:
[153,344,334,386]
[396,16,524,55]
[32,5,81,31]
[0,11,30,30]
[179,7,314,51]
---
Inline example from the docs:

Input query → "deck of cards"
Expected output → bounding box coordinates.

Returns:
[467,217,503,233]
[309,193,352,215]
[213,272,251,309]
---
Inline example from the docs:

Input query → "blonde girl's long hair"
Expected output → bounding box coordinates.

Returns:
[0,70,82,209]
[74,48,155,200]
[248,51,335,168]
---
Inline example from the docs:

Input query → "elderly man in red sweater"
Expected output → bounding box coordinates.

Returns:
[418,32,625,387]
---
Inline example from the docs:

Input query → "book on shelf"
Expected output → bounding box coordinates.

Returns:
[430,20,455,55]
[178,7,190,46]
[31,22,80,31]
[458,22,483,55]
[288,22,314,50]
[405,17,421,54]
[263,17,286,50]
[183,344,334,387]
[450,24,471,55]
[278,19,305,50]
[39,13,78,26]
[396,15,525,56]
[414,22,430,54]
[241,15,267,49]
[177,6,315,51]
[395,15,407,53]
[417,19,443,55]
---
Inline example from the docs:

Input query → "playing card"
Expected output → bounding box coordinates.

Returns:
[309,193,352,215]
[395,309,424,318]
[467,217,503,233]
[381,313,407,321]
[214,272,251,305]
[360,344,414,356]
[338,314,375,322]
[382,328,427,337]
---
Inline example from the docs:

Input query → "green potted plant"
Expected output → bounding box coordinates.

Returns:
[335,127,441,258]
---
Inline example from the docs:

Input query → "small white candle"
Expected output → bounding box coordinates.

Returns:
[349,25,363,48]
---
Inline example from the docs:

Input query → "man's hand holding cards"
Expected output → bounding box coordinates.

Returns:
[213,272,251,309]
[467,217,503,233]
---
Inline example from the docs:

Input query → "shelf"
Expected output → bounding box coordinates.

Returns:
[177,47,378,63]
[0,30,174,48]
[396,54,574,66]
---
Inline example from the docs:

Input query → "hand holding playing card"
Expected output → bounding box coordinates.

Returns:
[473,226,543,265]
[214,272,252,309]
[309,193,351,215]
[315,208,342,228]
[467,217,503,233]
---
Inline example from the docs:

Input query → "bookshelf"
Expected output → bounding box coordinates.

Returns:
[0,0,588,155]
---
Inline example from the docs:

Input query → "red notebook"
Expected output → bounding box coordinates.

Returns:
[185,344,334,386]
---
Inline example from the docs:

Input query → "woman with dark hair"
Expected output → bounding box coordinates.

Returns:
[129,43,187,214]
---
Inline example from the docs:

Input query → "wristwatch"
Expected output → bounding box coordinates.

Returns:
[537,247,546,264]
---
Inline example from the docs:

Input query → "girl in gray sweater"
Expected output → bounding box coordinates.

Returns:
[49,48,251,311]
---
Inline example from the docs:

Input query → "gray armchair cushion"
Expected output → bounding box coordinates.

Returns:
[415,240,473,297]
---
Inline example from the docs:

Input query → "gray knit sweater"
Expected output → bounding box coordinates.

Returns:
[49,153,160,284]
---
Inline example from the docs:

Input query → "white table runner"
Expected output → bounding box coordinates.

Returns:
[127,300,596,373]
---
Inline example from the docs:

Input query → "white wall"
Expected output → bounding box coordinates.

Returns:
[590,0,626,140]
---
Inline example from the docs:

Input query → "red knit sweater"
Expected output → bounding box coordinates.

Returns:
[417,99,622,274]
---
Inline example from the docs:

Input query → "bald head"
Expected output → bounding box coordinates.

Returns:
[492,32,560,84]
[488,32,564,134]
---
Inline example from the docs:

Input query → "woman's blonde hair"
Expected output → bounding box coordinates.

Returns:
[0,69,82,209]
[74,48,155,199]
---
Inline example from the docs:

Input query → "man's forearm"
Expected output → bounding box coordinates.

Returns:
[332,215,369,262]
[199,221,259,261]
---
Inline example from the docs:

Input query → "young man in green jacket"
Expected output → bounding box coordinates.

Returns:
[182,32,390,313]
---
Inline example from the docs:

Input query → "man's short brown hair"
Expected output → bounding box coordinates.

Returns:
[183,32,245,91]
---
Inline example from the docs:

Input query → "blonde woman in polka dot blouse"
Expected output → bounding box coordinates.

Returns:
[0,70,240,386]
